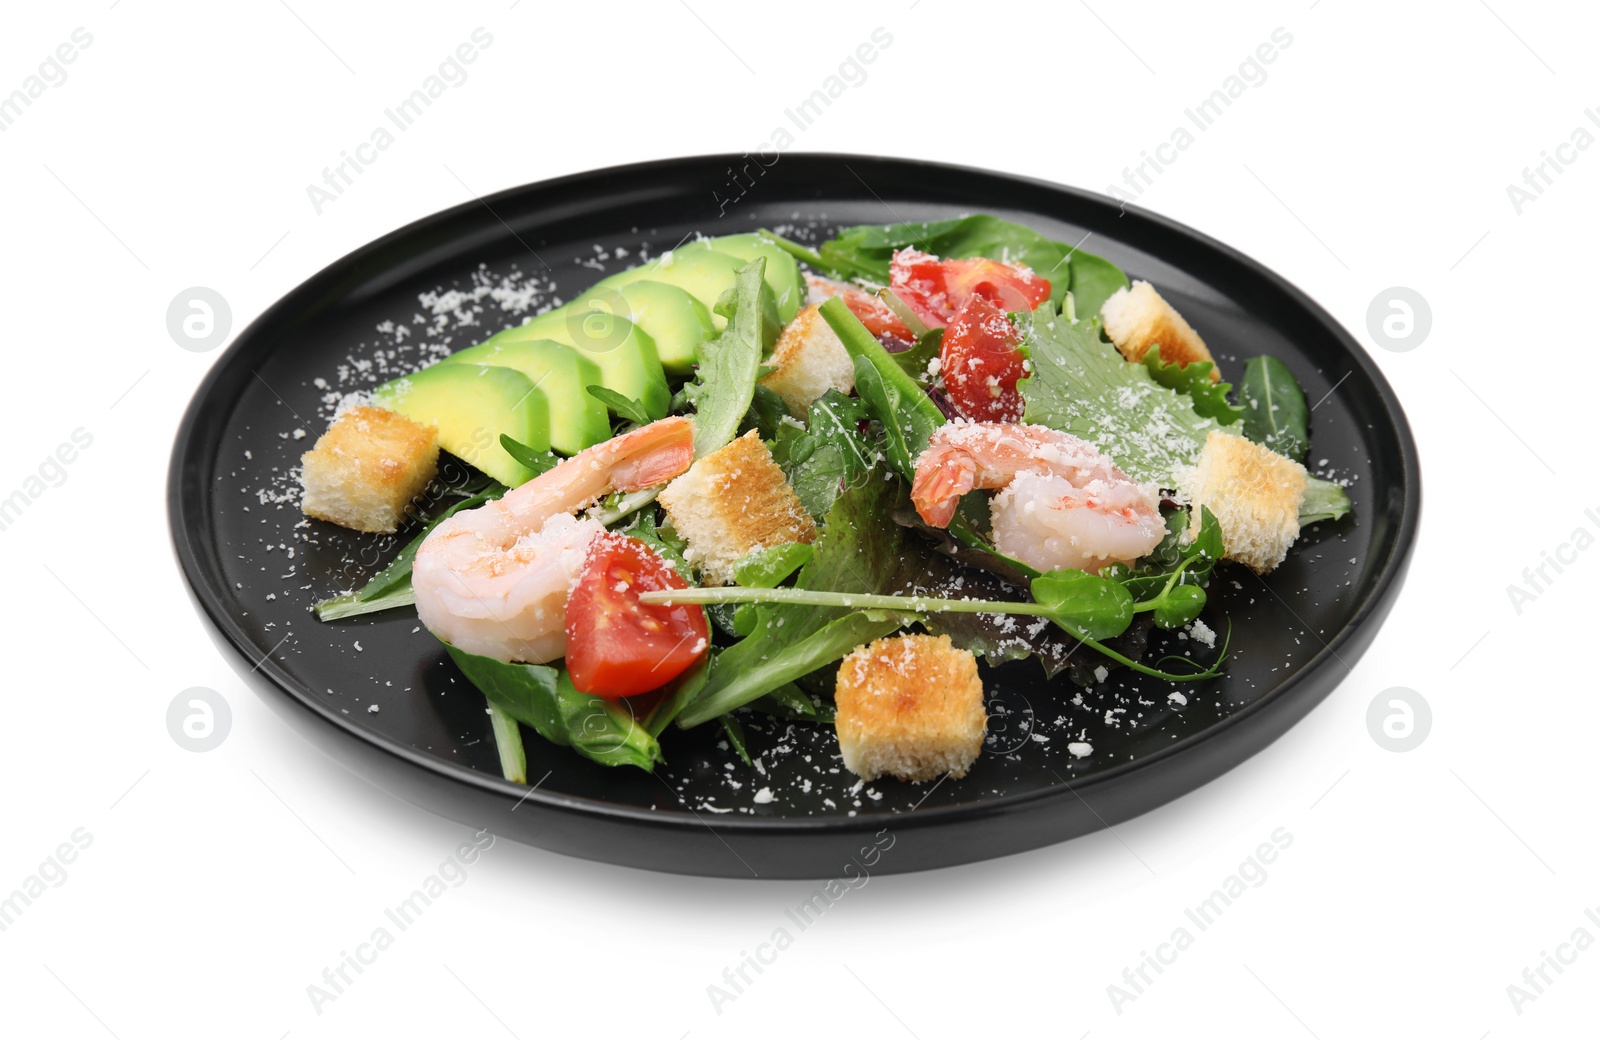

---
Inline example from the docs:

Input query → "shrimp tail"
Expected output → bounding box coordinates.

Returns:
[608,416,695,491]
[911,450,976,528]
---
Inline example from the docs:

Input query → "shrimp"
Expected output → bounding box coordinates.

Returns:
[910,422,1165,575]
[412,416,695,664]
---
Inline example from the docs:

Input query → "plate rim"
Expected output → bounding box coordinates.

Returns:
[168,151,1422,837]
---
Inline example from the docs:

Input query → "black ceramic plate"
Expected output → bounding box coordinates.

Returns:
[170,154,1419,879]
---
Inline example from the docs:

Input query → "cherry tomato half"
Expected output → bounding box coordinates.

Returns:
[565,532,708,698]
[889,249,1052,327]
[939,295,1028,423]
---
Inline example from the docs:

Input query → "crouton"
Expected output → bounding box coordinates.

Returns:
[760,304,855,415]
[1181,430,1307,574]
[657,430,816,584]
[299,405,439,534]
[835,634,986,783]
[1100,280,1220,381]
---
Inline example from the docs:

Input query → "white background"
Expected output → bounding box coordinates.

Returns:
[1,1,1594,1036]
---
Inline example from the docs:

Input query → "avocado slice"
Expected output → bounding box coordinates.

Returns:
[569,279,715,376]
[596,248,745,331]
[371,362,547,487]
[678,234,804,324]
[443,338,610,454]
[492,310,670,420]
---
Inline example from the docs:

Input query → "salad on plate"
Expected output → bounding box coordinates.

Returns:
[297,215,1351,787]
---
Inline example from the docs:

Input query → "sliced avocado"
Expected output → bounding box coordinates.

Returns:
[442,338,610,454]
[678,234,804,323]
[569,279,715,376]
[492,309,670,420]
[596,248,744,330]
[371,363,546,487]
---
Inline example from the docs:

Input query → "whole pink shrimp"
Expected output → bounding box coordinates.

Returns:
[412,417,694,663]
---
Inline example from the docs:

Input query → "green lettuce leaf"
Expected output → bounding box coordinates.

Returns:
[1018,305,1218,486]
[1144,353,1244,426]
[815,214,1127,311]
[1300,475,1352,525]
[685,257,778,459]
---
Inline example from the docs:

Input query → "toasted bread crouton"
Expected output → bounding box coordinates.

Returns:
[835,634,986,782]
[657,430,816,584]
[1100,280,1220,381]
[300,405,439,533]
[760,304,854,415]
[1182,430,1307,574]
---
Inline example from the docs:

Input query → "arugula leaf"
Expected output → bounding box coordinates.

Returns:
[314,483,507,621]
[444,644,662,770]
[685,257,777,459]
[1145,353,1244,426]
[585,385,651,426]
[815,215,1125,310]
[818,297,944,480]
[676,469,912,728]
[1017,305,1218,487]
[621,508,695,581]
[770,390,879,518]
[1239,356,1310,462]
[738,384,789,442]
[499,434,561,476]
[1300,475,1352,525]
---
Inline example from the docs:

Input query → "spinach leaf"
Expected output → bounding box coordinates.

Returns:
[719,714,753,765]
[444,643,662,770]
[314,483,506,621]
[685,257,777,459]
[1018,305,1218,486]
[1064,248,1131,319]
[676,469,913,728]
[1300,475,1352,525]
[1238,356,1309,462]
[815,215,1125,310]
[1029,569,1135,641]
[1144,353,1244,426]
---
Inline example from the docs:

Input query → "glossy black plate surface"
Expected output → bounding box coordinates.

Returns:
[169,154,1419,878]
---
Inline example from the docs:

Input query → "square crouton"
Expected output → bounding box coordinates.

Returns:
[1181,431,1307,574]
[1100,280,1220,381]
[760,304,855,415]
[835,634,986,783]
[300,405,439,534]
[657,429,816,584]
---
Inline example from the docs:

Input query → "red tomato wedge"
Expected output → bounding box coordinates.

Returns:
[889,249,1051,327]
[939,296,1028,423]
[565,532,708,698]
